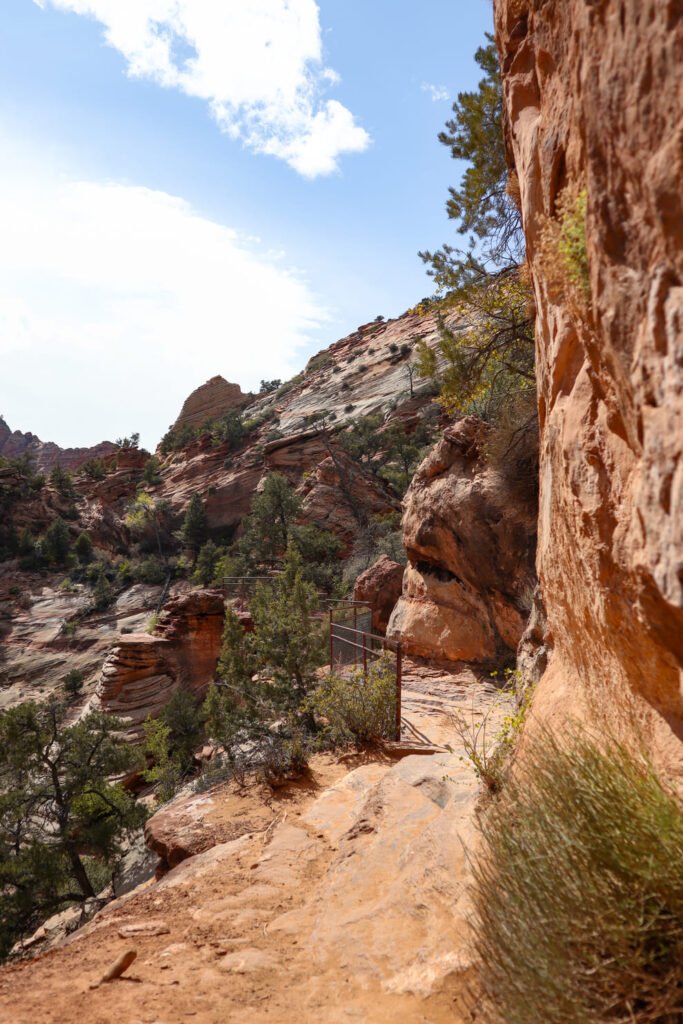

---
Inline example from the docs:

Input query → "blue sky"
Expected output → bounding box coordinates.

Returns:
[0,0,493,448]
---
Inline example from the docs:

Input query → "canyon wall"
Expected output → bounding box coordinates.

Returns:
[495,0,683,775]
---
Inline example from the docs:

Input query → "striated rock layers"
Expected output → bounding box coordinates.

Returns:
[387,418,536,663]
[171,375,251,431]
[93,589,224,736]
[0,416,116,474]
[495,0,683,774]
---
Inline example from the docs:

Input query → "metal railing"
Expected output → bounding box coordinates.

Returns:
[328,606,402,742]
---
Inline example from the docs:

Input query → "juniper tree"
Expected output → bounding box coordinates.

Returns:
[181,493,209,556]
[0,700,144,957]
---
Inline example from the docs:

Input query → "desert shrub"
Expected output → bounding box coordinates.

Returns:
[62,668,84,698]
[193,540,223,586]
[134,555,167,585]
[142,456,161,485]
[146,612,160,634]
[538,184,590,314]
[91,566,114,611]
[473,731,683,1024]
[306,352,332,374]
[389,342,399,354]
[180,492,209,555]
[49,465,75,498]
[81,457,107,481]
[42,517,71,565]
[260,379,281,393]
[141,689,206,802]
[74,531,93,565]
[307,655,396,745]
[344,403,355,413]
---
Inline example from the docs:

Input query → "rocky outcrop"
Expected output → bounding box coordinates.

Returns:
[0,416,116,474]
[387,418,536,663]
[93,589,225,735]
[495,0,683,775]
[172,376,251,431]
[353,555,405,634]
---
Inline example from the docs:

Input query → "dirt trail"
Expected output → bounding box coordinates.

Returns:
[0,665,510,1024]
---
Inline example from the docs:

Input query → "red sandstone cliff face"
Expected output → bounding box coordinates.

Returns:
[494,0,683,775]
[387,418,537,663]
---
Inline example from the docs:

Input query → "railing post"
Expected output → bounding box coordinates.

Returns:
[329,608,334,671]
[362,633,367,677]
[353,605,358,667]
[395,642,402,741]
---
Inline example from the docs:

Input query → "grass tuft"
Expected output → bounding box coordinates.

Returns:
[473,730,683,1023]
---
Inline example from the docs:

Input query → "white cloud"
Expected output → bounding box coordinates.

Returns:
[421,83,450,103]
[33,0,370,176]
[0,143,327,448]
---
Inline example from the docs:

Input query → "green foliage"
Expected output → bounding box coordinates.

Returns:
[0,700,145,957]
[307,655,396,745]
[133,555,167,585]
[259,379,281,394]
[141,718,179,803]
[91,567,114,612]
[205,548,323,784]
[193,540,223,586]
[142,689,206,802]
[80,457,107,481]
[74,531,93,565]
[125,491,172,557]
[142,456,161,486]
[115,432,140,449]
[181,492,209,555]
[539,185,590,312]
[474,732,683,1024]
[239,472,302,568]
[62,669,84,699]
[43,517,71,565]
[49,465,75,498]
[420,36,523,290]
[339,413,436,497]
[146,612,160,634]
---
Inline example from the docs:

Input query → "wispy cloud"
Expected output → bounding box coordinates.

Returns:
[33,0,370,177]
[0,139,327,448]
[421,82,450,103]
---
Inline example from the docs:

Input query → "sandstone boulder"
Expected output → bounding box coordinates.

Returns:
[93,589,225,736]
[353,555,405,634]
[387,417,536,663]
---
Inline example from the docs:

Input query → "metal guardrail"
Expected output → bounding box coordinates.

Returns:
[328,607,402,742]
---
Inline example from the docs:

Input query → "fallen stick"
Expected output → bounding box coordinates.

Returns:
[90,949,137,988]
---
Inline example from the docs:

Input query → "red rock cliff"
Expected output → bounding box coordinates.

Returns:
[494,0,683,775]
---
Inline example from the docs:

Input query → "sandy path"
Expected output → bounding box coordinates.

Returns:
[0,665,509,1024]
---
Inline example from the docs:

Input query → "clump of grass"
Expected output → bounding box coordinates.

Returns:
[473,729,683,1024]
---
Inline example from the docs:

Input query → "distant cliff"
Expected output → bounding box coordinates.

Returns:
[0,416,116,474]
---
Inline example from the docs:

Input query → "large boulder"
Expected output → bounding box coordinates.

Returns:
[93,589,225,737]
[387,418,537,663]
[172,375,251,432]
[353,555,405,634]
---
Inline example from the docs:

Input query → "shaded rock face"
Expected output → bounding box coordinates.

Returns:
[353,555,405,634]
[387,418,536,663]
[172,376,251,431]
[495,0,683,773]
[0,416,116,474]
[93,589,224,736]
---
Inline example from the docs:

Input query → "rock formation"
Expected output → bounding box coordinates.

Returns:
[171,375,251,431]
[353,555,405,634]
[387,418,536,663]
[494,0,683,775]
[0,415,116,474]
[93,589,224,736]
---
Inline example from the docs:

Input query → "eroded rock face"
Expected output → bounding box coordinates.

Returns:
[0,415,116,474]
[387,418,536,663]
[353,555,405,634]
[172,376,251,431]
[495,0,683,774]
[93,589,225,736]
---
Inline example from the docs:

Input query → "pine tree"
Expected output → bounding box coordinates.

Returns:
[0,701,145,957]
[43,517,70,565]
[181,493,209,556]
[75,531,93,565]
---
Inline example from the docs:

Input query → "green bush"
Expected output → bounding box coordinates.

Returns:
[307,654,396,745]
[62,669,84,698]
[473,731,683,1024]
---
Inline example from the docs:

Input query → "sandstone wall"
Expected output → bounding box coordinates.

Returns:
[495,0,683,775]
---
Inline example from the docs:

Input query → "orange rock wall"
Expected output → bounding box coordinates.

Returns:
[495,0,683,774]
